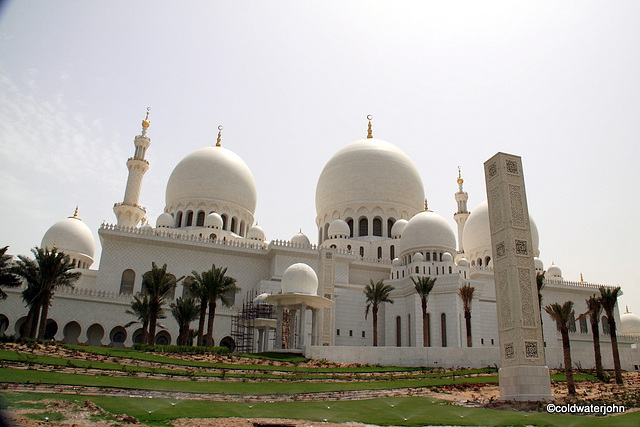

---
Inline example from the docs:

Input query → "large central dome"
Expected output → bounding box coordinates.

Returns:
[315,138,424,216]
[165,146,257,215]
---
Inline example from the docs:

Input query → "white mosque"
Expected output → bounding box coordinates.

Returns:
[2,113,639,370]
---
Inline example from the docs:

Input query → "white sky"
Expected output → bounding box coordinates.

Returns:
[1,1,638,310]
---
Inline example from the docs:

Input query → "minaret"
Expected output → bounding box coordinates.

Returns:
[113,108,151,227]
[453,167,470,253]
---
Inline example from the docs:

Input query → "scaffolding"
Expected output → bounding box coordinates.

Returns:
[231,292,277,353]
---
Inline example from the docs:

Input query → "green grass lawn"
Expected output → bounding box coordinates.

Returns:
[2,391,638,427]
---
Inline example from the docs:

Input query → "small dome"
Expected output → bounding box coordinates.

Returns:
[620,308,640,336]
[547,264,562,280]
[392,258,401,266]
[412,252,424,262]
[204,212,223,229]
[391,219,408,238]
[462,201,540,260]
[141,220,153,231]
[253,293,269,303]
[165,145,257,216]
[41,213,95,267]
[291,230,311,247]
[281,263,318,295]
[457,258,469,267]
[328,219,350,238]
[156,213,174,228]
[442,252,453,263]
[247,224,266,241]
[400,211,456,257]
[534,257,544,272]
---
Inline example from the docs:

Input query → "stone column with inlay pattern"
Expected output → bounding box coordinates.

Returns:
[484,152,553,401]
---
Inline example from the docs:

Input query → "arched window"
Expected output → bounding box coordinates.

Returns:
[485,256,491,266]
[396,316,402,347]
[231,217,237,233]
[448,266,452,274]
[378,246,382,259]
[477,258,483,267]
[359,246,365,257]
[346,218,354,238]
[166,274,177,300]
[569,312,577,333]
[324,223,330,242]
[176,211,183,228]
[373,218,382,236]
[426,252,431,261]
[390,245,395,260]
[415,266,419,273]
[387,219,395,238]
[119,269,135,294]
[318,228,323,245]
[441,313,447,347]
[347,244,352,251]
[359,217,368,237]
[221,214,228,230]
[186,211,194,226]
[196,211,205,227]
[602,316,610,335]
[580,317,588,334]
[239,220,246,237]
[210,233,217,240]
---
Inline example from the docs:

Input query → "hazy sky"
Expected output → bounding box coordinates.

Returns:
[1,2,638,310]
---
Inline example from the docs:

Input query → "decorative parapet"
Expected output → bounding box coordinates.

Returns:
[113,202,147,211]
[269,239,318,251]
[545,279,615,291]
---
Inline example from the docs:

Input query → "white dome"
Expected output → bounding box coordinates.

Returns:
[41,214,95,265]
[442,252,453,263]
[156,213,174,228]
[620,309,640,336]
[400,211,456,257]
[291,230,311,247]
[204,212,223,229]
[281,263,318,295]
[534,257,544,272]
[412,252,424,262]
[547,264,562,279]
[316,138,424,216]
[328,219,350,238]
[392,258,402,266]
[462,201,540,260]
[165,146,257,215]
[391,219,408,238]
[141,220,153,231]
[253,293,269,303]
[247,224,266,241]
[457,258,469,267]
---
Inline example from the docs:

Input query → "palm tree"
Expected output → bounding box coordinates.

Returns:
[458,284,475,347]
[141,262,181,345]
[411,276,436,347]
[600,286,623,384]
[536,271,545,326]
[203,265,238,347]
[125,293,154,344]
[364,279,394,347]
[0,246,21,300]
[585,295,604,381]
[13,247,80,340]
[170,297,200,346]
[544,301,577,395]
[186,271,212,346]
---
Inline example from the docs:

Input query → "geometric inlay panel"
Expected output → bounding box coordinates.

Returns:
[525,340,539,359]
[504,342,515,359]
[518,268,536,327]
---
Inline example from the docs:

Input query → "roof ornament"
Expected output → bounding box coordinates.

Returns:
[424,199,431,212]
[625,305,630,314]
[141,107,151,136]
[216,125,223,147]
[580,272,585,283]
[366,115,373,139]
[457,166,464,191]
[69,206,81,220]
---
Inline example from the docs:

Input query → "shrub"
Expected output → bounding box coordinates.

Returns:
[132,343,230,355]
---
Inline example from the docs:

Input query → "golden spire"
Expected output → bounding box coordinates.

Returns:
[457,166,464,185]
[580,272,584,283]
[366,115,373,139]
[69,206,81,220]
[424,199,431,211]
[625,305,630,314]
[216,125,223,147]
[142,107,151,128]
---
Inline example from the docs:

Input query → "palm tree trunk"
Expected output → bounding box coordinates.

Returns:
[590,317,604,380]
[372,305,378,347]
[560,328,576,395]
[465,311,472,347]
[421,298,428,347]
[24,303,40,338]
[206,300,217,346]
[37,295,51,340]
[608,318,623,384]
[141,319,149,345]
[148,302,158,345]
[197,300,207,346]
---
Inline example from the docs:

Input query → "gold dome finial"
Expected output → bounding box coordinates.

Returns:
[625,305,630,314]
[216,125,223,147]
[424,199,429,211]
[366,115,373,139]
[142,107,151,128]
[69,206,81,220]
[580,272,584,283]
[457,166,464,185]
